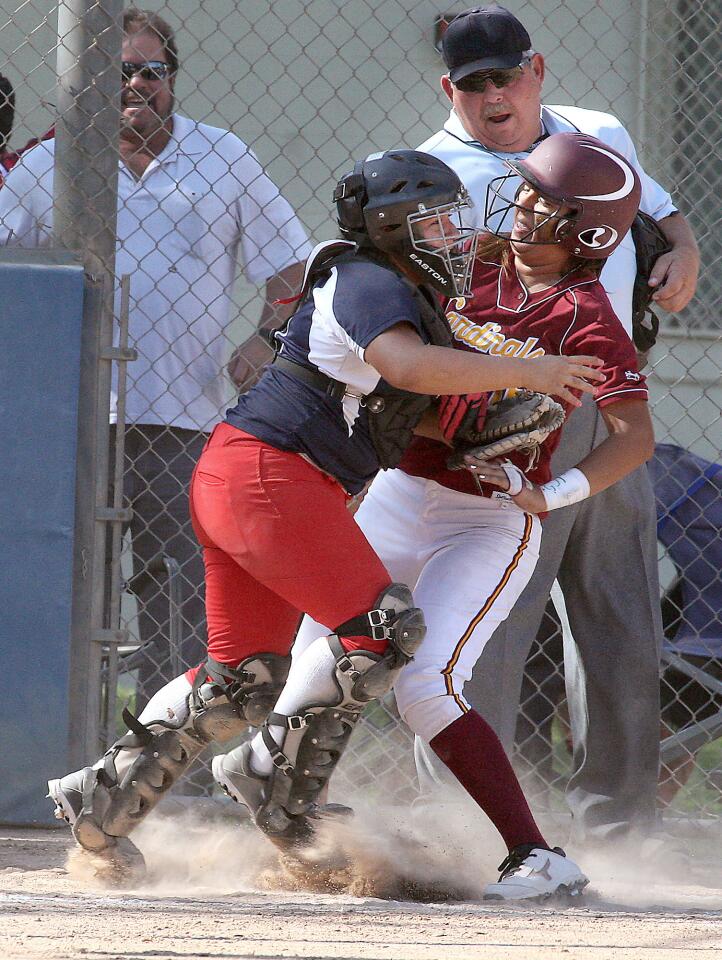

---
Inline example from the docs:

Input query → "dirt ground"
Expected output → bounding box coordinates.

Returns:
[2,802,722,960]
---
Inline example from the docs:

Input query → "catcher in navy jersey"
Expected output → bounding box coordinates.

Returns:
[47,149,601,881]
[296,133,654,900]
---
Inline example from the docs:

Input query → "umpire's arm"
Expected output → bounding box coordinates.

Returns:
[648,211,700,312]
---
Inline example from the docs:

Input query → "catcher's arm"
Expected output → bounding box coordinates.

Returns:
[477,398,653,513]
[365,323,605,403]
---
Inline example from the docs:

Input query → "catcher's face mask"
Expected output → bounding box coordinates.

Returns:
[406,194,479,297]
[485,172,577,247]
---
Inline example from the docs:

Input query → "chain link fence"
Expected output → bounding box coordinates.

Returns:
[1,0,720,825]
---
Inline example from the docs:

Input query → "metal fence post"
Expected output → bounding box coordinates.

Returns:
[54,0,124,766]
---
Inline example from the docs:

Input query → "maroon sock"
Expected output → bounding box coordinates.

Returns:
[429,709,547,852]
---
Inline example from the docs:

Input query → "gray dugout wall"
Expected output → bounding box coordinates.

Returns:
[0,250,85,823]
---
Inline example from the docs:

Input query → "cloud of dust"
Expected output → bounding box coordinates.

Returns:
[63,794,722,909]
[65,795,508,902]
[567,831,722,910]
[64,807,277,895]
[257,799,504,901]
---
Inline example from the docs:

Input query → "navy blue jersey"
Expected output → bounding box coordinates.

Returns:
[226,255,427,494]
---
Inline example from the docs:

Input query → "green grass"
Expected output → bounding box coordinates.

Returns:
[666,736,722,816]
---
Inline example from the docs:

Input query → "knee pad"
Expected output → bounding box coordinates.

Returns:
[198,652,291,727]
[335,582,426,678]
[249,583,426,846]
[193,652,291,733]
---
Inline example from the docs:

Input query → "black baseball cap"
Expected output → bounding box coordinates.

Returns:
[442,6,532,83]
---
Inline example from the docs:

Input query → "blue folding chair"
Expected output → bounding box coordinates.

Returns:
[649,444,722,767]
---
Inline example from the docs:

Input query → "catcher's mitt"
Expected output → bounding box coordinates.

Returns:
[631,211,671,353]
[438,391,489,445]
[447,390,565,470]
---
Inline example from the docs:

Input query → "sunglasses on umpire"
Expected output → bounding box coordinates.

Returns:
[121,60,173,83]
[454,57,532,93]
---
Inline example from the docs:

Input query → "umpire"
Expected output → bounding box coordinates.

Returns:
[414,5,700,845]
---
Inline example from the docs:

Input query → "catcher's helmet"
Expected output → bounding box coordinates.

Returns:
[333,149,479,296]
[485,133,641,258]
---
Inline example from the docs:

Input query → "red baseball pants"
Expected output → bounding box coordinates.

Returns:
[188,423,391,667]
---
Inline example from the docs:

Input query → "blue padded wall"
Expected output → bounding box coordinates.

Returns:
[0,251,85,824]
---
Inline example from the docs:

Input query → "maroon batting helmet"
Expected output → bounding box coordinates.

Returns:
[485,132,642,258]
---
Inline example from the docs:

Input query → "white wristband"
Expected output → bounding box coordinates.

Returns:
[501,461,527,496]
[539,468,590,511]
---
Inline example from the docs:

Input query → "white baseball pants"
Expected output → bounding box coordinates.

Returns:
[294,468,541,742]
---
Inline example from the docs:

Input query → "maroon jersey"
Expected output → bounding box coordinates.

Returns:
[400,255,648,496]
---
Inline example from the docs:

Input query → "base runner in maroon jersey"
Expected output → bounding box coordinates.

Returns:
[296,133,655,901]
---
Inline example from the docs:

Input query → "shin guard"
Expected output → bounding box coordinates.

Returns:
[57,654,290,855]
[216,584,426,848]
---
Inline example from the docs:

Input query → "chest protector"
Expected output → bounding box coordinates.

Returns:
[274,241,452,470]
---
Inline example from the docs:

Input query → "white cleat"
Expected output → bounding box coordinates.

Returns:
[212,749,353,825]
[483,845,589,902]
[47,771,85,825]
[212,746,265,812]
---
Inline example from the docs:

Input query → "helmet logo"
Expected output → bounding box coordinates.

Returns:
[576,145,636,202]
[578,225,619,249]
[410,252,448,285]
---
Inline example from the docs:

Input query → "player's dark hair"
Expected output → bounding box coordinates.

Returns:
[123,8,179,75]
[475,231,604,278]
[0,73,15,151]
